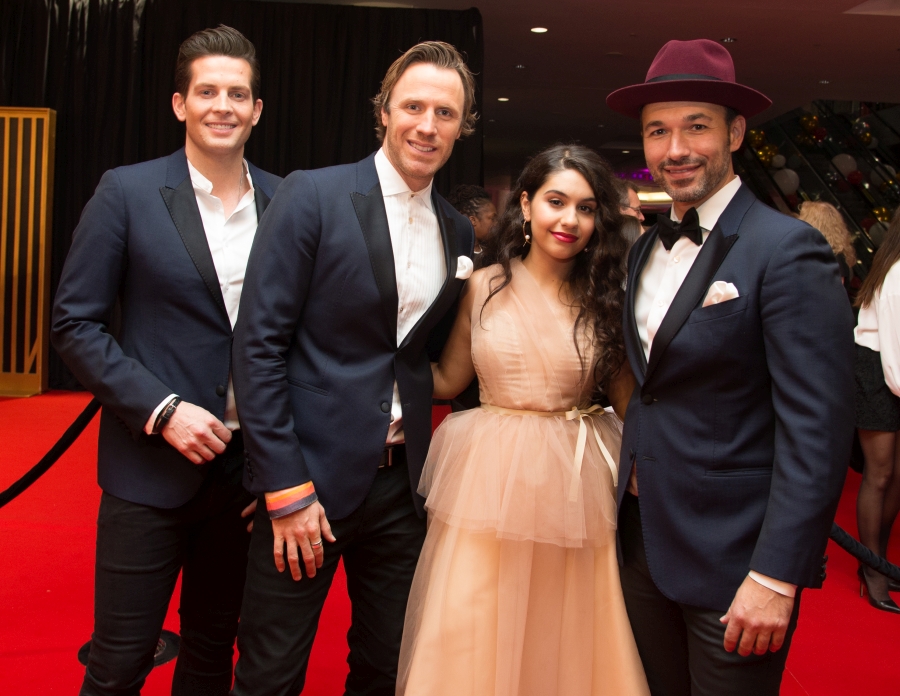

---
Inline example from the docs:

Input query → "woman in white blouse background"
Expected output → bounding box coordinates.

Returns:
[854,205,900,614]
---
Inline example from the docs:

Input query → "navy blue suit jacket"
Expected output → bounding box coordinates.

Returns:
[232,153,474,520]
[619,184,855,611]
[51,149,282,508]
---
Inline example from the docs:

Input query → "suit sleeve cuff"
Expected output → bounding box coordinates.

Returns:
[748,570,797,598]
[144,394,178,435]
[265,482,318,519]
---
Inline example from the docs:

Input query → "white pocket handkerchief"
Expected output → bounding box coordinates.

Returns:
[702,281,739,307]
[455,255,474,280]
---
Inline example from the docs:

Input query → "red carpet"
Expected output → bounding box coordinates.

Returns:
[0,393,897,694]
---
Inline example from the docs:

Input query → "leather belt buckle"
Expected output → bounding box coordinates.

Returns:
[379,444,404,468]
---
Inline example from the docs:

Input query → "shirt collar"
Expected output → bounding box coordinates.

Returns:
[187,158,254,196]
[670,175,741,231]
[374,148,434,207]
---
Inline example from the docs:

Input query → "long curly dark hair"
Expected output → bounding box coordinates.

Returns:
[481,144,628,393]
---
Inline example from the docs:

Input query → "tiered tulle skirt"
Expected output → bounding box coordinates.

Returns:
[396,407,649,696]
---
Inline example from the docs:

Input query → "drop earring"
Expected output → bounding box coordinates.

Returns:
[522,221,531,244]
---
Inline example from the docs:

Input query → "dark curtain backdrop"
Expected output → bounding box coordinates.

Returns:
[0,0,483,389]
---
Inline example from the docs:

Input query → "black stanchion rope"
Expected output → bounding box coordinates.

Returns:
[1,397,899,582]
[0,397,100,508]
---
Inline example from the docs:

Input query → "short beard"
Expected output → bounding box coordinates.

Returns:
[652,148,732,204]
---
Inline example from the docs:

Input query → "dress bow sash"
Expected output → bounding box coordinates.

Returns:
[480,403,619,501]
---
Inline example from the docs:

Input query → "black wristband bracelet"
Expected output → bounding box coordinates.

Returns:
[153,397,182,434]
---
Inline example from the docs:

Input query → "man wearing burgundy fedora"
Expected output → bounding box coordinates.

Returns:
[607,39,854,695]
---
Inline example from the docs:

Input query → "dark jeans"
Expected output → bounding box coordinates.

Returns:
[231,457,426,696]
[619,493,801,696]
[81,434,254,696]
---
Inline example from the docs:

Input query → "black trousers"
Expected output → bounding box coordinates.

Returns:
[619,493,801,696]
[231,457,426,696]
[81,434,254,696]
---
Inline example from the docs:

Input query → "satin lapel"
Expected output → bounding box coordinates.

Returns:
[399,195,457,350]
[626,227,657,379]
[159,176,228,321]
[254,183,271,218]
[351,183,399,346]
[643,225,738,386]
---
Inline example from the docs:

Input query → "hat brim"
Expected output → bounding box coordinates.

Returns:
[606,79,772,119]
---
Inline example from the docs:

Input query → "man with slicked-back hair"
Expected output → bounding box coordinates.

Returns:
[52,25,281,695]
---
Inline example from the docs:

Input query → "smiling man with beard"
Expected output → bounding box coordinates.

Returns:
[230,41,475,696]
[606,39,854,696]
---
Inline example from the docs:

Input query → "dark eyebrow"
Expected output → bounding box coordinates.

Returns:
[684,112,713,122]
[544,190,597,203]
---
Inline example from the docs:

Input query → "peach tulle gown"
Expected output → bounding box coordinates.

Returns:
[397,260,649,696]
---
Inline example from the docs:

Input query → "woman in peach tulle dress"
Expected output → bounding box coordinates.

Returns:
[397,145,650,696]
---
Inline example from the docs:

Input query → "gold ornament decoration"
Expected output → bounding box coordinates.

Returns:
[874,206,892,223]
[747,129,766,149]
[799,114,819,134]
[756,148,773,167]
[762,144,780,159]
[859,131,873,146]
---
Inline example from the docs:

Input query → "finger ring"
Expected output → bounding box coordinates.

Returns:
[310,540,323,548]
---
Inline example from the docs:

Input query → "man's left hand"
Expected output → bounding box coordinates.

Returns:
[241,498,257,533]
[720,576,794,656]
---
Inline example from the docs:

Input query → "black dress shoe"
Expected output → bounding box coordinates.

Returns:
[859,566,900,614]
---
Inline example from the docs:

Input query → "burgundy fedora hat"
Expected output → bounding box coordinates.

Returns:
[606,39,771,119]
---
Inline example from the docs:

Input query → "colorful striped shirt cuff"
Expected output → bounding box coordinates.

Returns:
[265,482,318,519]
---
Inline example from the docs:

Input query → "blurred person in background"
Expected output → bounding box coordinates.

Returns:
[447,184,497,262]
[853,205,900,614]
[618,179,646,224]
[797,201,857,290]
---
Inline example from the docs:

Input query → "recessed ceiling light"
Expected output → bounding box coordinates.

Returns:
[515,64,525,69]
[497,97,510,102]
[530,27,548,33]
[819,79,830,84]
[622,150,630,154]
[721,37,737,43]
[598,124,605,128]
[488,119,495,123]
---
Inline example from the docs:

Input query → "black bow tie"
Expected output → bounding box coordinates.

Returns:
[657,207,703,251]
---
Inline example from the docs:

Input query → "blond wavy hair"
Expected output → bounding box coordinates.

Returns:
[797,201,857,268]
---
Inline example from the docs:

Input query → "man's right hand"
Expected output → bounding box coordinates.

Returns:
[161,401,231,464]
[272,501,335,581]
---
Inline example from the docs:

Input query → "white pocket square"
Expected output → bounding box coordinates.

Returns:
[455,255,474,280]
[702,281,739,307]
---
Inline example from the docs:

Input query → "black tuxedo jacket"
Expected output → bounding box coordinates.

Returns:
[619,184,855,611]
[51,149,282,508]
[232,152,474,519]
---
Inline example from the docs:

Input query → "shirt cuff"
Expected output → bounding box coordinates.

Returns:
[144,394,178,435]
[265,482,318,519]
[748,571,797,598]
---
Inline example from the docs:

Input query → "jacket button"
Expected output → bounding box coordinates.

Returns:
[216,384,226,397]
[380,401,391,413]
[641,393,653,405]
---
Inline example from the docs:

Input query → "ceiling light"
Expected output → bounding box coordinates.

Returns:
[515,64,525,69]
[497,97,510,102]
[622,150,630,154]
[721,37,737,43]
[820,79,830,84]
[598,124,605,128]
[530,27,548,33]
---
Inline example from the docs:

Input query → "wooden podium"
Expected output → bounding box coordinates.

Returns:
[0,107,56,396]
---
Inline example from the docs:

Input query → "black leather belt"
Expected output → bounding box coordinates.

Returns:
[379,444,406,469]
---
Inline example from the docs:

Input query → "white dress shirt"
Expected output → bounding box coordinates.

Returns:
[145,159,257,433]
[855,261,900,397]
[631,175,796,598]
[634,175,741,359]
[374,148,446,445]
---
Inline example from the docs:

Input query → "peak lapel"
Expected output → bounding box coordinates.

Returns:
[351,183,399,346]
[159,154,228,322]
[643,225,738,386]
[626,228,657,379]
